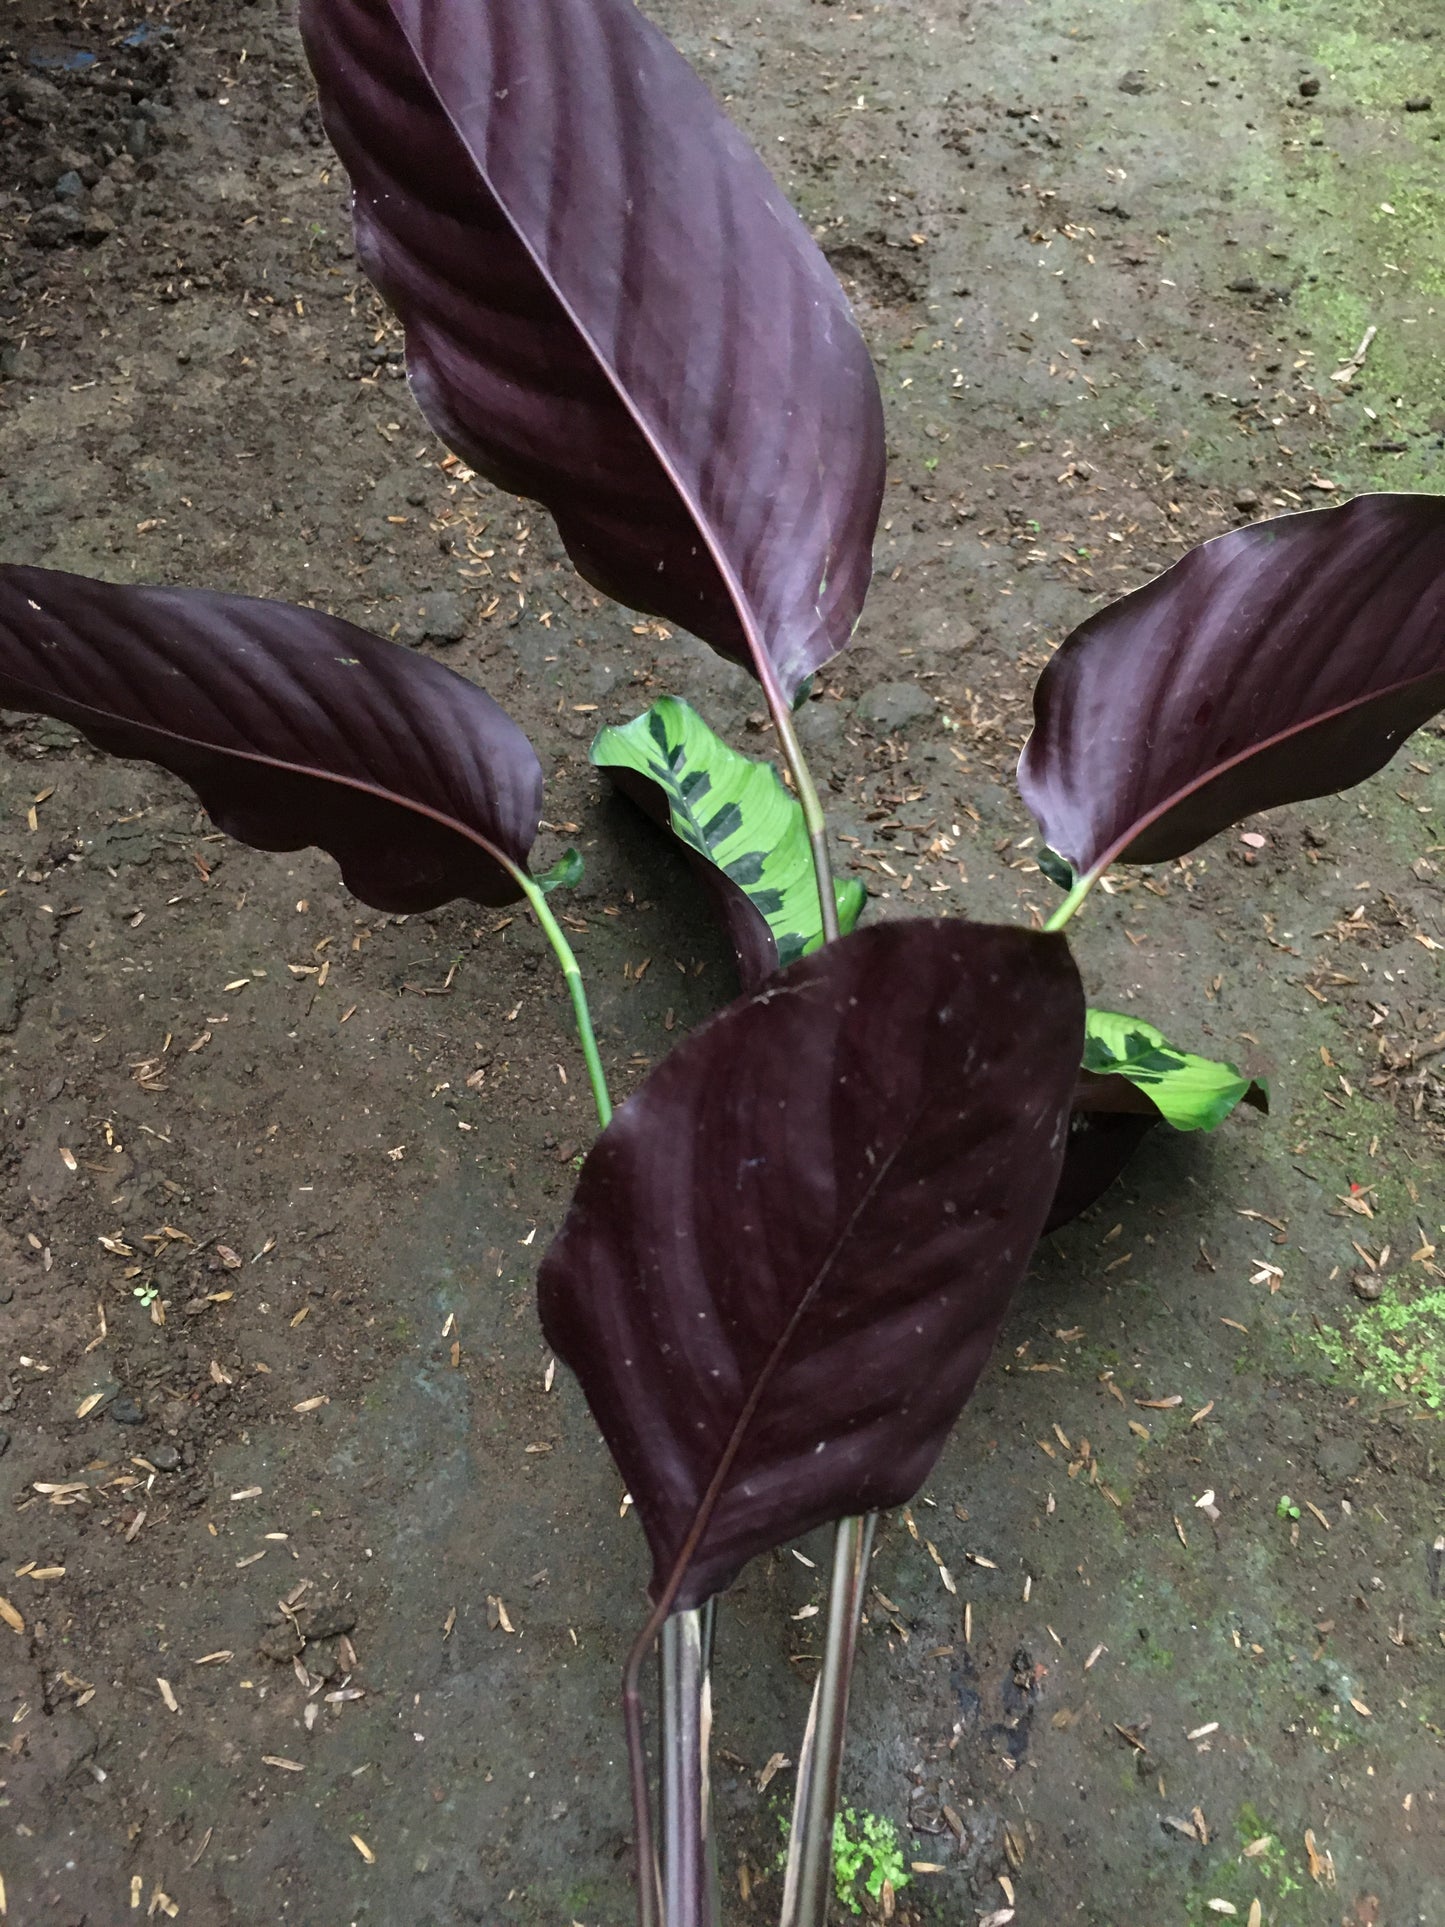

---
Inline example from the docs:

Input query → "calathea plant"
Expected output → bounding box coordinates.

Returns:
[1,2,1443,1923]
[574,493,1445,1922]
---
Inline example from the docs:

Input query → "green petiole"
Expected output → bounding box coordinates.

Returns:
[1044,867,1101,933]
[762,665,840,949]
[506,860,613,1130]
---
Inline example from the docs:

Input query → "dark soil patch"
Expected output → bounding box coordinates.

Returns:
[2,2,1441,1923]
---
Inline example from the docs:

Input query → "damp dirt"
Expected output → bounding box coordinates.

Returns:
[1,2,1441,1922]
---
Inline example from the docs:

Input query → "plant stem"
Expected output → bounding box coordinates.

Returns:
[512,858,670,1911]
[1043,868,1101,934]
[622,1648,663,1927]
[748,703,883,1922]
[508,863,613,1128]
[763,677,839,945]
[779,1513,877,1927]
[772,843,1091,1922]
[659,1603,720,1927]
[513,854,719,1923]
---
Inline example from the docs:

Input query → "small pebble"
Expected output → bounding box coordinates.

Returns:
[26,202,85,248]
[401,589,468,646]
[110,1395,144,1425]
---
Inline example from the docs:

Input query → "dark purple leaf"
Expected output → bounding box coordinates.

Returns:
[1045,1097,1156,1236]
[1019,494,1445,876]
[1045,1049,1269,1236]
[0,565,542,911]
[537,920,1084,1610]
[299,0,885,705]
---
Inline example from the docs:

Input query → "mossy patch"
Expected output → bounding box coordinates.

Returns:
[1183,1818,1311,1926]
[831,1808,910,1914]
[1311,1285,1445,1408]
[1173,0,1445,491]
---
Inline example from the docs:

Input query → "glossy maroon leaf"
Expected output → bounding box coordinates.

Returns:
[1045,1049,1269,1235]
[1046,1066,1185,1238]
[1019,494,1445,876]
[0,565,542,910]
[299,0,885,705]
[537,920,1084,1610]
[1044,1109,1156,1237]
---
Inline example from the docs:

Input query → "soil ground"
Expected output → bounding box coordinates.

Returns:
[1,2,1442,1924]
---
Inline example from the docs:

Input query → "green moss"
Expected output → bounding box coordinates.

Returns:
[831,1809,910,1914]
[1193,0,1443,113]
[1311,1285,1445,1408]
[1308,1695,1369,1752]
[1373,170,1445,296]
[1168,0,1445,491]
[1233,1809,1308,1900]
[1234,1801,1269,1842]
[1179,1805,1313,1921]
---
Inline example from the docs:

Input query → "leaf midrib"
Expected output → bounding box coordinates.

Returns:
[1094,663,1445,872]
[374,0,784,702]
[652,1086,923,1613]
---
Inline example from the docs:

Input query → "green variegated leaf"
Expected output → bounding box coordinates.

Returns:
[1036,846,1075,892]
[591,696,864,990]
[535,847,584,894]
[1082,1008,1268,1132]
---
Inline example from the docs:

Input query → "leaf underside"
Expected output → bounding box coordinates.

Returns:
[592,696,865,991]
[300,0,885,702]
[1019,493,1445,875]
[537,919,1084,1609]
[1044,1010,1267,1231]
[0,565,542,911]
[1044,1110,1157,1237]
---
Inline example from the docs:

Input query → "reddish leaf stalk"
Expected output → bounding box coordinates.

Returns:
[620,1279,827,1927]
[760,713,864,1923]
[659,1604,719,1927]
[620,1093,922,1925]
[780,1512,877,1924]
[621,698,847,1923]
[624,670,839,1927]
